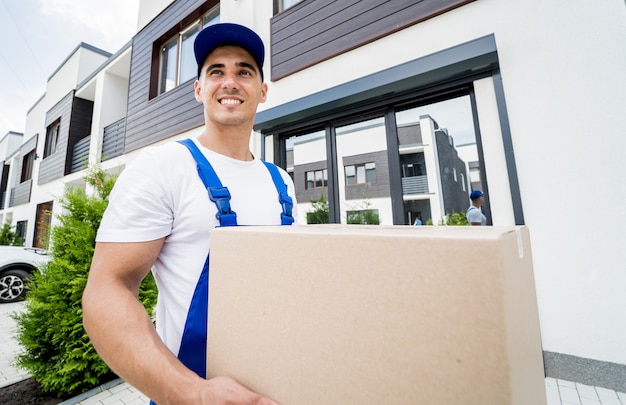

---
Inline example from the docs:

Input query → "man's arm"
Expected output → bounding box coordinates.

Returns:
[83,240,279,405]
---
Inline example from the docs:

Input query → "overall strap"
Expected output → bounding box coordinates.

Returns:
[178,139,237,226]
[262,160,294,226]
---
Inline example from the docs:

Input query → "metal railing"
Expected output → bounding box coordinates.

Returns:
[402,175,429,194]
[101,118,125,161]
[71,136,91,173]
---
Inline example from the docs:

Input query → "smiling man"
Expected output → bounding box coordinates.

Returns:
[83,23,295,405]
[194,24,268,159]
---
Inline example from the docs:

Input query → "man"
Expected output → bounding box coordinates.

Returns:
[466,190,487,226]
[82,23,294,405]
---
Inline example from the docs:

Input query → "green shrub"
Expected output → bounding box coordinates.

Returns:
[306,194,330,224]
[0,221,23,246]
[346,198,380,225]
[13,166,157,397]
[431,211,469,226]
[346,209,380,225]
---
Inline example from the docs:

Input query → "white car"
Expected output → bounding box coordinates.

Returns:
[0,246,51,303]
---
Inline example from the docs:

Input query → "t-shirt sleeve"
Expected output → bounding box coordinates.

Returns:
[467,207,483,223]
[96,148,175,242]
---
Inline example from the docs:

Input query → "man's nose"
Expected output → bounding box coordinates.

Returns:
[221,72,239,89]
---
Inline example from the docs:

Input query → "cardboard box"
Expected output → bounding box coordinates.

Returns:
[207,225,546,405]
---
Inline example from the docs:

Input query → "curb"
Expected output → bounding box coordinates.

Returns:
[57,378,125,405]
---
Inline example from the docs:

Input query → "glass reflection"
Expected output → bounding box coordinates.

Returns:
[396,95,481,225]
[287,130,329,224]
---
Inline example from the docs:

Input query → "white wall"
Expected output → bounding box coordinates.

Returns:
[16,0,619,368]
[250,0,626,365]
[137,0,175,32]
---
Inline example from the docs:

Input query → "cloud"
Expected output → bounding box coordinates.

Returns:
[0,1,140,136]
[39,0,138,47]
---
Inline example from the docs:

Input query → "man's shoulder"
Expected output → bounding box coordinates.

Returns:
[130,141,192,166]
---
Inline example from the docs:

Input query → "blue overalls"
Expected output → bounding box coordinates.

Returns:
[149,139,293,404]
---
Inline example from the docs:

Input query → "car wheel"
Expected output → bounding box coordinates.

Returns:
[0,269,30,303]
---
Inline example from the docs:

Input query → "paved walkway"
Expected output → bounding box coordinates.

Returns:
[2,301,625,404]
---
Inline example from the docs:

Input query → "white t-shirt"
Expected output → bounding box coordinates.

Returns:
[96,138,297,356]
[466,206,487,226]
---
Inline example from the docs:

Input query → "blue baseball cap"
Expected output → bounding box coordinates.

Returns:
[470,190,484,200]
[194,23,265,81]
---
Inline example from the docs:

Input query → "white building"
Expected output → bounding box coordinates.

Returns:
[1,0,624,392]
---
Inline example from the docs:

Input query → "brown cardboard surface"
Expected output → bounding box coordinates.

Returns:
[207,225,545,405]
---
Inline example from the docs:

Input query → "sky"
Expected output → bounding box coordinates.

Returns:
[0,0,140,138]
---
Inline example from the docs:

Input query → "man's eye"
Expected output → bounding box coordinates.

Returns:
[208,70,223,76]
[240,70,252,76]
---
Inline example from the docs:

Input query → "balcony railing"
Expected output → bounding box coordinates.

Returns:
[402,175,429,195]
[71,136,91,173]
[102,118,125,161]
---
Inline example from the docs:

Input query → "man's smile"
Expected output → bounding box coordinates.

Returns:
[219,97,243,105]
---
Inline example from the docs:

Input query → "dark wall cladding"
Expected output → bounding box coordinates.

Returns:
[66,97,94,175]
[342,150,389,200]
[39,92,73,185]
[125,0,216,153]
[294,160,328,204]
[37,92,93,184]
[12,135,38,205]
[271,0,476,80]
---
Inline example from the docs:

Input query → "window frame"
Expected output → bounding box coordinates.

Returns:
[258,35,523,225]
[274,0,304,14]
[156,6,220,96]
[305,168,327,190]
[345,163,376,186]
[21,150,35,182]
[44,119,61,158]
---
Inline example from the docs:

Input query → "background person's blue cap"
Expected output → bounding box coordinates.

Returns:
[194,22,265,81]
[470,190,484,200]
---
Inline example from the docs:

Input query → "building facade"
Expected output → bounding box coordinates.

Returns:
[1,0,625,392]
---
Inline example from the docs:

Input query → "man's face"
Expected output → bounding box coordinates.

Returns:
[194,45,267,127]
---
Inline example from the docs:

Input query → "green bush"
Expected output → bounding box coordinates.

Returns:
[0,221,23,246]
[429,211,469,226]
[306,194,330,224]
[346,209,380,225]
[346,198,380,225]
[13,166,157,397]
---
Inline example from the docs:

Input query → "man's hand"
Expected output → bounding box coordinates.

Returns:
[198,376,280,405]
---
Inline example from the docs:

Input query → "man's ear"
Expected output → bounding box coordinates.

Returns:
[194,79,203,102]
[259,82,268,104]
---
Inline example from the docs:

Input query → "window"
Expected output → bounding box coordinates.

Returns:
[345,163,376,185]
[347,209,380,225]
[469,167,480,182]
[21,150,35,182]
[158,6,220,94]
[15,220,27,245]
[44,119,60,158]
[276,0,303,13]
[305,169,327,189]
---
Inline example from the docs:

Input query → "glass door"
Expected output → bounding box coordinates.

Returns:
[395,95,483,225]
[334,116,389,225]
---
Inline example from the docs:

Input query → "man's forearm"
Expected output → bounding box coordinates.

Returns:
[82,281,204,404]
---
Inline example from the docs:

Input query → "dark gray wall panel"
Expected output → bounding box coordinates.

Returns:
[271,0,476,80]
[125,0,217,153]
[39,92,73,184]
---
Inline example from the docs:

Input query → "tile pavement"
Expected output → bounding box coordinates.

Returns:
[2,301,625,404]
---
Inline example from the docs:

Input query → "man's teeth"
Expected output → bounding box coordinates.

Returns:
[220,99,241,105]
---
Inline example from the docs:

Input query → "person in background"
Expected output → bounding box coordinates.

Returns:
[466,190,487,226]
[414,214,423,226]
[82,23,295,405]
